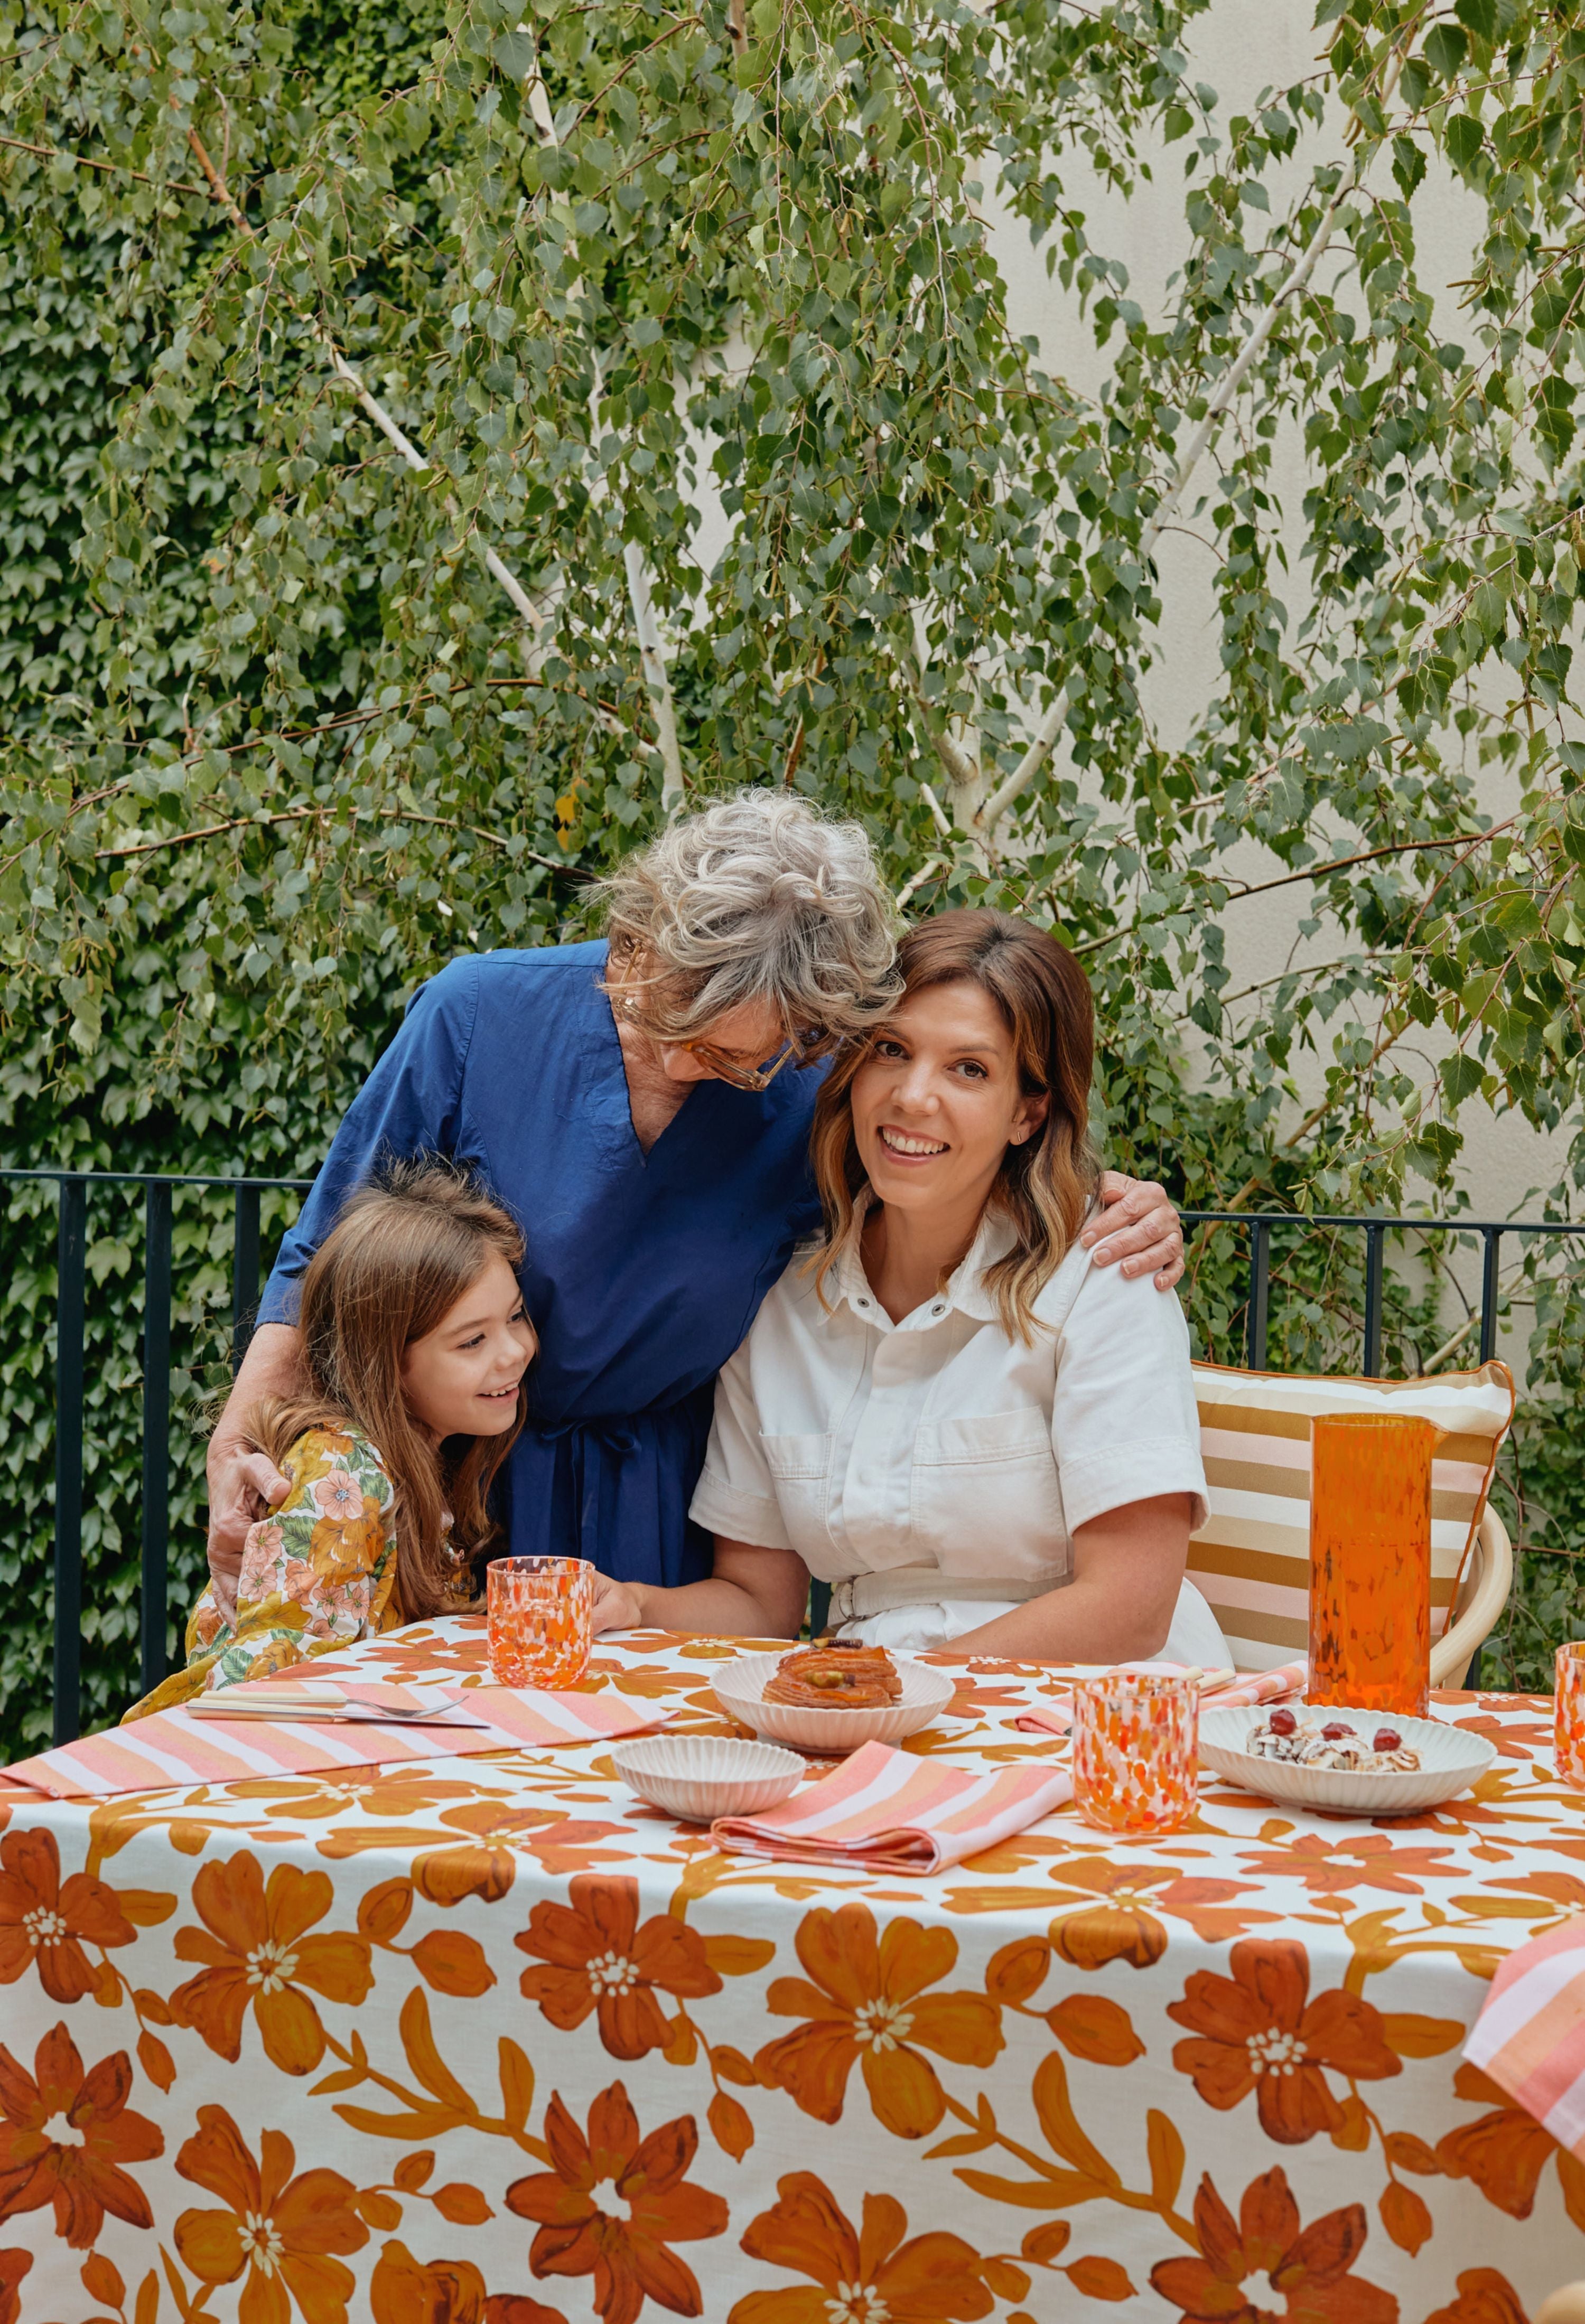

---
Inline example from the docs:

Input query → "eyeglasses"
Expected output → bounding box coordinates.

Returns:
[618,995,819,1090]
[675,1033,814,1092]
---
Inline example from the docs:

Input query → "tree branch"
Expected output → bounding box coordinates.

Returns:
[0,130,206,195]
[623,541,684,810]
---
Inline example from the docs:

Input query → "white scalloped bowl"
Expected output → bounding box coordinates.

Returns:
[712,1650,957,1755]
[1198,1704,1497,1818]
[611,1735,805,1822]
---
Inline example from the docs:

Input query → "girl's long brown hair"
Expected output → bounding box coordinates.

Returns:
[810,910,1100,1342]
[246,1160,528,1618]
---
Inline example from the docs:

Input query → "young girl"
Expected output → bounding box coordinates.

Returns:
[129,1161,535,1714]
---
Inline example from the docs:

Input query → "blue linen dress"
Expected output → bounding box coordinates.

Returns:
[257,941,824,1587]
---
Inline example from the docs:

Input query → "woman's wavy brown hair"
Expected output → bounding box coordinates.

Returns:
[246,1160,528,1618]
[810,910,1099,1342]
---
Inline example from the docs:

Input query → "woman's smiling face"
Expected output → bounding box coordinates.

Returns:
[850,978,1047,1221]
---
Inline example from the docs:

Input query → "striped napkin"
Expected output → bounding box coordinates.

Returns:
[1464,1917,1585,2159]
[1013,1657,1308,1739]
[3,1683,668,1802]
[711,1739,1074,1874]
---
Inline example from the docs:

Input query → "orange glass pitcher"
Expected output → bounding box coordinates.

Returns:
[1308,1413,1444,1718]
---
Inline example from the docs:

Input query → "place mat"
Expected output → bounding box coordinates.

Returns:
[3,1684,669,1801]
[1464,1914,1585,2160]
[711,1738,1074,1874]
[1013,1657,1308,1738]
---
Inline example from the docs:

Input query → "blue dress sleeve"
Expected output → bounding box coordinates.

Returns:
[258,958,482,1325]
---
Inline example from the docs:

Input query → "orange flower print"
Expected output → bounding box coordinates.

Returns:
[1435,2062,1565,2218]
[170,1850,373,2075]
[0,2022,162,2250]
[369,2238,567,2323]
[0,2248,29,2324]
[755,1903,1002,2139]
[729,2172,992,2323]
[1151,2168,1396,2324]
[0,1826,137,2003]
[1168,1939,1400,2142]
[174,2103,369,2323]
[516,1876,722,2060]
[505,2080,729,2324]
[1236,1833,1457,1898]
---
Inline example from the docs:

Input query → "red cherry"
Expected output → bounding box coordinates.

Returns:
[1373,1727,1403,1752]
[1322,1722,1352,1741]
[1267,1707,1297,1736]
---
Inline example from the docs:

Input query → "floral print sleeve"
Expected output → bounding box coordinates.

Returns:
[126,1427,399,1718]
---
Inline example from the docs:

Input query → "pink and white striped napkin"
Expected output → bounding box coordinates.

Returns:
[1013,1658,1308,1739]
[711,1739,1074,1873]
[3,1683,668,1801]
[1465,1917,1585,2159]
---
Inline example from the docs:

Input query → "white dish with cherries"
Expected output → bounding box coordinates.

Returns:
[1198,1702,1497,1817]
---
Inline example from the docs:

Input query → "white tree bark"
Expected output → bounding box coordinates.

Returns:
[624,540,685,812]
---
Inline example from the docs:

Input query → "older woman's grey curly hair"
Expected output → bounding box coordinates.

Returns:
[595,792,902,1048]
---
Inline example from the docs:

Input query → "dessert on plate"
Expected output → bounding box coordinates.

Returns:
[763,1640,902,1710]
[1245,1706,1421,1772]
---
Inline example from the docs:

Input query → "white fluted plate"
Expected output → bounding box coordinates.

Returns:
[713,1651,956,1755]
[611,1735,805,1822]
[1199,1704,1497,1818]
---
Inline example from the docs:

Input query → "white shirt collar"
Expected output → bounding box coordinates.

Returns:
[831,1195,1015,1332]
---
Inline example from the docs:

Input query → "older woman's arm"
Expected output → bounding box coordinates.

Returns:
[942,1494,1194,1664]
[591,1540,812,1641]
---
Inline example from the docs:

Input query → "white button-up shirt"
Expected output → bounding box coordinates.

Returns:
[689,1204,1222,1661]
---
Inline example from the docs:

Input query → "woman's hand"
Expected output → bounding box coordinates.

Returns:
[206,1444,292,1626]
[591,1574,649,1635]
[1083,1171,1185,1291]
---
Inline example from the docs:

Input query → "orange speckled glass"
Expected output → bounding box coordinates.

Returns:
[1555,1644,1585,1789]
[1070,1671,1199,1835]
[1308,1414,1441,1720]
[487,1555,594,1689]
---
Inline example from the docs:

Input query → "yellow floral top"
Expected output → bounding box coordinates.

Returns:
[128,1426,402,1718]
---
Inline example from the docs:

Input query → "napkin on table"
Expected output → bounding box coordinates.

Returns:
[1013,1657,1308,1739]
[711,1738,1073,1874]
[2,1680,669,1801]
[1465,1916,1585,2160]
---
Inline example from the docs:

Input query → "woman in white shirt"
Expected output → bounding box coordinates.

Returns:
[591,910,1228,1668]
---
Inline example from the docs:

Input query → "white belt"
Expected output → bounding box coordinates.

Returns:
[829,1569,1043,1623]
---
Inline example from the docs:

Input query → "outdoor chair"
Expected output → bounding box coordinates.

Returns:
[1188,1357,1517,1685]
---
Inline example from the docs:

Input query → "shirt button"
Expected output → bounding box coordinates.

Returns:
[931,1304,945,1316]
[857,1298,870,1309]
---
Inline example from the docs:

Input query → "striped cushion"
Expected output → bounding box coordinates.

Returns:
[1188,1360,1516,1673]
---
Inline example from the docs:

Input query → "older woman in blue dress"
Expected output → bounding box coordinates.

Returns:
[204,798,1187,1607]
[592,908,1228,1668]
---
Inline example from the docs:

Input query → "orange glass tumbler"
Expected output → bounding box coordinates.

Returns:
[1309,1413,1440,1719]
[487,1556,594,1688]
[1070,1671,1199,1835]
[1556,1644,1585,1789]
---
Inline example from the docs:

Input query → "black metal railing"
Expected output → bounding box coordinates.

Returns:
[1182,1208,1585,1373]
[13,1171,1585,1744]
[7,1168,312,1744]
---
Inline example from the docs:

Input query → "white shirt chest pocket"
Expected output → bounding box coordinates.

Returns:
[909,1409,1065,1579]
[757,1431,834,1555]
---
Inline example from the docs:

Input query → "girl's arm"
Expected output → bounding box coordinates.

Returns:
[943,1494,1193,1663]
[591,1539,812,1641]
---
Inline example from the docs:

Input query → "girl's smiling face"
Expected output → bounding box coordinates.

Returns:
[850,978,1047,1223]
[399,1252,536,1441]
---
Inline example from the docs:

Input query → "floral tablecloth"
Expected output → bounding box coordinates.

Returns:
[2,1620,1582,2324]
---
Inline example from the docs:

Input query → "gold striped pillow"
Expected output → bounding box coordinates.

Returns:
[1188,1359,1516,1672]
